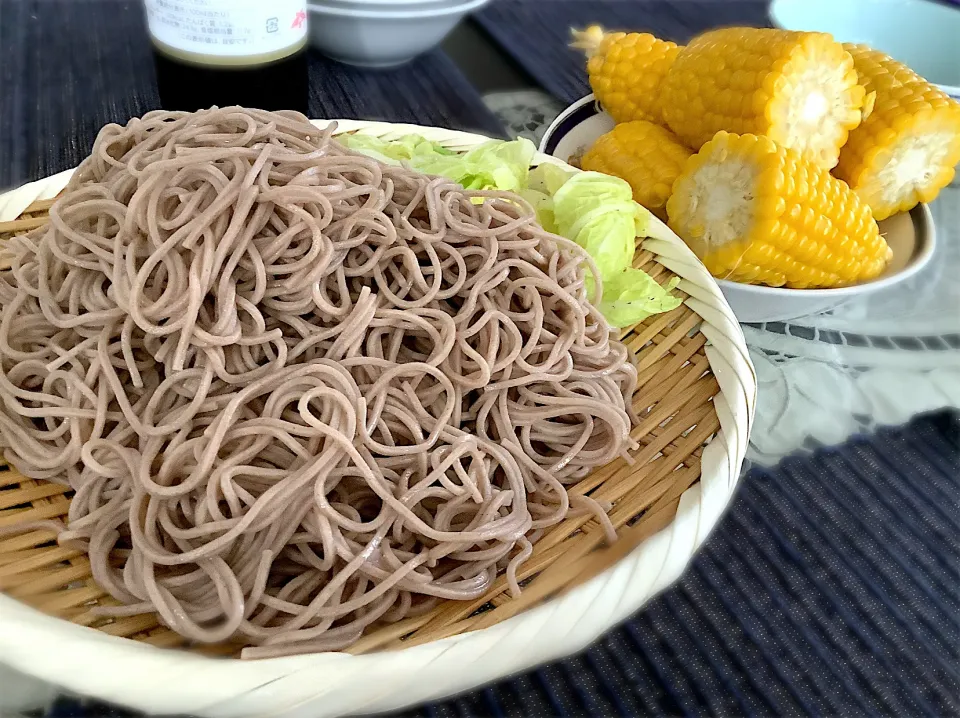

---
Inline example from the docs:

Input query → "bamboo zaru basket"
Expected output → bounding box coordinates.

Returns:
[0,121,756,718]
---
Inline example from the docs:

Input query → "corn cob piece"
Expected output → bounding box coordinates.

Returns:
[659,27,865,169]
[666,132,891,289]
[581,121,693,219]
[571,26,681,124]
[835,44,960,220]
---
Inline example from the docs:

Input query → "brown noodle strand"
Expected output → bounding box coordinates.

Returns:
[0,107,637,657]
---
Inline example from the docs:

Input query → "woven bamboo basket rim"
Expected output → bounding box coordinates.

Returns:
[0,120,757,718]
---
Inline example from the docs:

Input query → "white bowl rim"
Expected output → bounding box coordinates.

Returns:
[307,0,487,18]
[540,94,939,300]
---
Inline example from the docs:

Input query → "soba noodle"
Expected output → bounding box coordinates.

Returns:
[0,107,637,657]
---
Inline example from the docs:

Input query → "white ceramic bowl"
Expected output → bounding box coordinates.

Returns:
[540,95,937,324]
[323,0,461,4]
[770,0,960,100]
[313,0,464,9]
[307,0,488,68]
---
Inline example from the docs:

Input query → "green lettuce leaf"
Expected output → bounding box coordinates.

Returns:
[341,133,536,192]
[599,269,682,328]
[518,163,577,232]
[527,162,576,196]
[340,133,457,166]
[517,188,558,234]
[545,170,677,325]
[551,172,643,282]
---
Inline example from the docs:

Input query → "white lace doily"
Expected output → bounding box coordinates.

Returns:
[487,89,960,466]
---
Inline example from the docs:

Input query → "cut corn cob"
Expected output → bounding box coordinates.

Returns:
[659,27,865,169]
[571,26,681,124]
[666,132,891,289]
[835,44,960,220]
[581,121,693,219]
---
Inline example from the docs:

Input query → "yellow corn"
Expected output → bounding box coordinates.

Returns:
[572,26,680,124]
[581,121,693,219]
[666,132,891,289]
[659,27,865,169]
[835,44,960,220]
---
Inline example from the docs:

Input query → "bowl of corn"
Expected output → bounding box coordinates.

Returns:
[541,26,958,322]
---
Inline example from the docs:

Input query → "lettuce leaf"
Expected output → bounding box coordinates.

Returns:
[340,133,457,167]
[518,188,558,234]
[341,133,536,192]
[546,171,679,325]
[527,162,575,196]
[551,172,642,283]
[599,269,682,328]
[519,163,576,233]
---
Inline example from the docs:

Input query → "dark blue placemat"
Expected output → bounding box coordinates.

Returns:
[475,0,772,105]
[43,410,960,717]
[0,0,504,190]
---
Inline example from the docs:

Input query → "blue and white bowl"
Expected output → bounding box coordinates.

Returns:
[539,96,936,323]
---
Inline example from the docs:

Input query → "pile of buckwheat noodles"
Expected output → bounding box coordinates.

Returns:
[0,107,637,657]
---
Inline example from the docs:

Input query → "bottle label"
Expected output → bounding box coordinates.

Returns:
[145,0,307,58]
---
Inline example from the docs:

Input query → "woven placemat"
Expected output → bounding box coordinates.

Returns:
[474,0,772,105]
[41,410,960,717]
[0,0,504,190]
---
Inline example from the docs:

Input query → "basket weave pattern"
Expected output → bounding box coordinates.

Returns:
[0,122,756,717]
